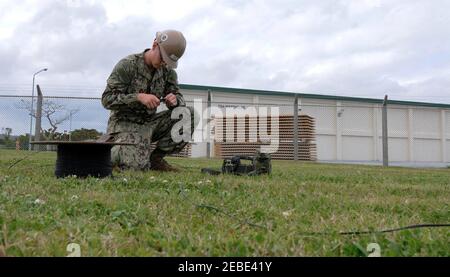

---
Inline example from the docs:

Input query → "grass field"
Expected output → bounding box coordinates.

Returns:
[0,149,449,257]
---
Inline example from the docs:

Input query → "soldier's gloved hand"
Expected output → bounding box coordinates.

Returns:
[164,93,178,107]
[137,93,160,109]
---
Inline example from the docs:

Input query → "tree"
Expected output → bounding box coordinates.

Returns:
[1,127,12,141]
[17,134,31,150]
[70,128,103,141]
[16,99,79,140]
[42,129,70,141]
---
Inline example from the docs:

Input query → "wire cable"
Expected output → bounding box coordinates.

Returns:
[177,183,450,235]
[7,150,42,170]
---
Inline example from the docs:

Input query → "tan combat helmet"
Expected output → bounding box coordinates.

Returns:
[156,30,186,69]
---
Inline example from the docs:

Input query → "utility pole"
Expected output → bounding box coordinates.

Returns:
[69,110,77,141]
[33,85,43,150]
[29,68,48,150]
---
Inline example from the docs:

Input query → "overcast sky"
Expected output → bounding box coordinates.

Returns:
[1,0,450,104]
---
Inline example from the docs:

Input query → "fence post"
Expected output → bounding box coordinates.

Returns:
[441,110,447,163]
[382,95,389,167]
[336,102,343,160]
[407,108,414,162]
[293,94,299,161]
[206,89,211,159]
[33,85,43,151]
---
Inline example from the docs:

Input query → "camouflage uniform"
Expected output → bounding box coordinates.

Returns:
[102,49,195,170]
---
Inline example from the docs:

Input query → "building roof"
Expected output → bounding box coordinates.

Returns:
[180,84,450,109]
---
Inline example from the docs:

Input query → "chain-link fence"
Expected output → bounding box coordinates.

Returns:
[1,93,449,167]
[0,94,109,150]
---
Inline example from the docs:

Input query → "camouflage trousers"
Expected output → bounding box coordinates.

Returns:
[107,106,196,170]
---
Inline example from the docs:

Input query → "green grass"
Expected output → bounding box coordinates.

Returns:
[0,149,449,257]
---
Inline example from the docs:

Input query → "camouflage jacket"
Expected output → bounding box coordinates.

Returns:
[101,49,186,124]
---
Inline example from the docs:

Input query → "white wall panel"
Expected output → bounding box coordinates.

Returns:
[258,95,293,105]
[342,136,373,161]
[316,135,336,160]
[191,142,207,158]
[388,138,409,162]
[387,108,408,137]
[413,109,440,138]
[183,91,207,102]
[342,106,373,135]
[301,100,336,135]
[414,139,441,162]
[259,95,294,115]
[446,111,450,137]
[210,92,254,104]
[446,140,450,162]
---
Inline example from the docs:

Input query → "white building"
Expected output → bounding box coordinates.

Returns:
[179,84,450,167]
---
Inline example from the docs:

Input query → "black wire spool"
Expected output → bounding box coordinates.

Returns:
[31,141,135,178]
[55,143,113,178]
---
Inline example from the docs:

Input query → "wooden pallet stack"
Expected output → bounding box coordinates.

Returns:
[213,115,316,161]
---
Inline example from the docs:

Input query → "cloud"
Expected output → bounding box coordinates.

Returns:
[0,0,449,104]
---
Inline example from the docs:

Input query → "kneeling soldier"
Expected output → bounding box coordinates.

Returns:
[102,30,196,171]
